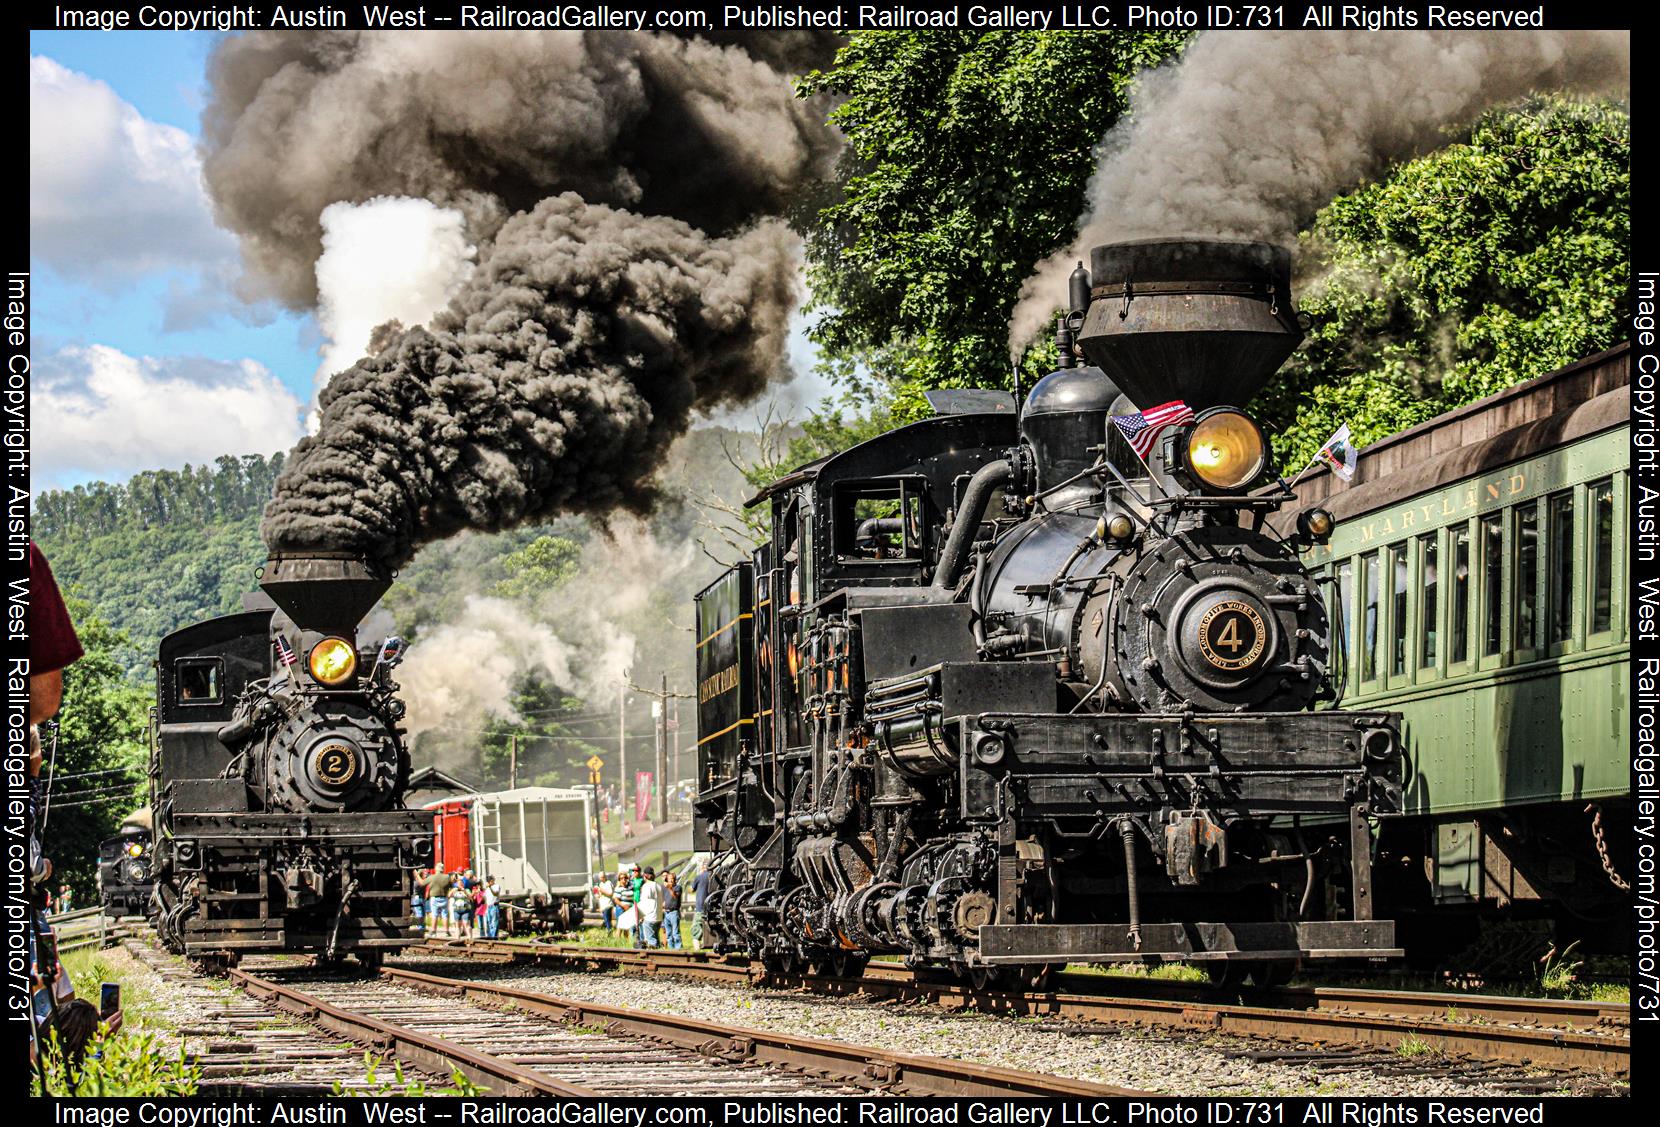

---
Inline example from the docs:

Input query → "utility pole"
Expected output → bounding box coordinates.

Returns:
[509,734,518,790]
[655,671,669,825]
[629,676,693,825]
[618,683,627,831]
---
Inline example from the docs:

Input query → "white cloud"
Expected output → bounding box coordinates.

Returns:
[30,56,235,285]
[314,197,476,386]
[33,345,305,487]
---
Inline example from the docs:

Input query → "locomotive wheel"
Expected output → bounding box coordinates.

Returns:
[967,963,1006,993]
[357,951,384,972]
[1248,960,1298,988]
[1201,961,1250,991]
[828,950,868,980]
[1021,963,1063,992]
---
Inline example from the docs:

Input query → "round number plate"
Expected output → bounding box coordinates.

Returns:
[313,742,359,787]
[1196,600,1267,671]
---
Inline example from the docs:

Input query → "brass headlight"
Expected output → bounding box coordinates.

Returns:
[127,842,144,858]
[1186,409,1267,492]
[1298,507,1336,543]
[309,637,358,685]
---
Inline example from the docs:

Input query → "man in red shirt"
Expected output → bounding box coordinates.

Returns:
[27,542,94,1074]
[30,542,83,726]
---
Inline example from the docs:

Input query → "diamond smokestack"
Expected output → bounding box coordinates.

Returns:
[259,552,391,636]
[1075,239,1303,412]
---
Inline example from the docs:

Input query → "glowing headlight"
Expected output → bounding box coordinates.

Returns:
[126,843,144,858]
[1298,507,1336,543]
[309,637,358,685]
[1186,409,1267,492]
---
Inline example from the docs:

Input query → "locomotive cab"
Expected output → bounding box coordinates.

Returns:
[694,239,1403,987]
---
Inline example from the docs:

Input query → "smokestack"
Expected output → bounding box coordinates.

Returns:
[1075,239,1302,411]
[259,551,391,636]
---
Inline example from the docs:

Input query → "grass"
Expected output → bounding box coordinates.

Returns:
[1395,1034,1440,1058]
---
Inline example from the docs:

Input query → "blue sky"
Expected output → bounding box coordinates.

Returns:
[28,31,832,491]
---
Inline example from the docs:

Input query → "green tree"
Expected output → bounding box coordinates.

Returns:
[493,535,582,601]
[38,602,151,901]
[1257,95,1629,468]
[799,31,1190,418]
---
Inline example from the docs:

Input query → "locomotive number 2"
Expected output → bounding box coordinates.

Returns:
[1197,601,1268,672]
[313,742,359,787]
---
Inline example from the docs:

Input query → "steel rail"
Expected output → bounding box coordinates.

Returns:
[227,967,602,1096]
[382,965,1145,1097]
[407,939,1628,1074]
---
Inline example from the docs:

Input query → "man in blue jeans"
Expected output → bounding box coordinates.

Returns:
[660,870,683,949]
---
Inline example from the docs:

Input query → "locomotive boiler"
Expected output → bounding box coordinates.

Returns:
[693,239,1404,988]
[151,552,431,969]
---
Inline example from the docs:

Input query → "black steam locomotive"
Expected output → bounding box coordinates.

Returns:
[150,553,431,970]
[693,239,1404,988]
[97,809,155,918]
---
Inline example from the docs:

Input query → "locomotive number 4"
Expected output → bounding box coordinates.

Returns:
[1216,617,1244,653]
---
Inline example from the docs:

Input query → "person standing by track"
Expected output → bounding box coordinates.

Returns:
[635,868,662,949]
[660,871,683,950]
[426,866,453,937]
[690,861,711,949]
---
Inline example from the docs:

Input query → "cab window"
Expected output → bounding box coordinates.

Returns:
[176,658,223,705]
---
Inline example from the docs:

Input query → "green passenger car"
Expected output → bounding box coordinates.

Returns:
[1284,346,1632,955]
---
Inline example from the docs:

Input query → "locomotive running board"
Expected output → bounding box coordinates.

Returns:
[976,920,1400,963]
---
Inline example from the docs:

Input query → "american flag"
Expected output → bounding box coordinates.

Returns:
[275,634,298,667]
[1110,400,1196,460]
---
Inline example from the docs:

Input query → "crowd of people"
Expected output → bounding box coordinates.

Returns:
[410,859,713,949]
[593,861,711,949]
[411,866,502,938]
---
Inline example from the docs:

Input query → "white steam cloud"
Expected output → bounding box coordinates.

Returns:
[313,197,476,388]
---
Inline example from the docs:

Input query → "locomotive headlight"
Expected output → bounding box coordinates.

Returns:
[126,842,144,858]
[1298,507,1336,544]
[309,637,357,685]
[1185,409,1267,492]
[1106,514,1135,542]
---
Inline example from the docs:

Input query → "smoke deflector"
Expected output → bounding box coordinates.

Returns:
[1075,239,1303,413]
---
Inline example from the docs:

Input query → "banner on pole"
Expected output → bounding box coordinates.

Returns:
[635,770,653,823]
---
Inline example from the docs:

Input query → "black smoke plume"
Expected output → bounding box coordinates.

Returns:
[196,31,839,568]
[202,30,840,307]
[260,194,797,572]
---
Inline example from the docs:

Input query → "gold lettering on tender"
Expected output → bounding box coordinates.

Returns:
[1381,516,1395,535]
[1360,524,1376,542]
[1508,472,1526,495]
[1465,488,1478,509]
[1421,504,1433,523]
[1441,495,1456,516]
[1486,483,1500,500]
[1401,509,1416,528]
[699,663,741,703]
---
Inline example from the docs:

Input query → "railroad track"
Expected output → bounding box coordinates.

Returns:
[127,935,1141,1096]
[122,938,449,1096]
[406,938,1630,1077]
[232,964,1144,1097]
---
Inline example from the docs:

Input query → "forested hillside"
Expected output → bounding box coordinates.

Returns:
[35,455,288,676]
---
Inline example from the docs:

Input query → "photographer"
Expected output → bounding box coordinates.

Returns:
[28,542,93,1070]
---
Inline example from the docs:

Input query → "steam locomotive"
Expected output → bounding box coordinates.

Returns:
[693,239,1404,988]
[96,808,156,918]
[150,553,431,970]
